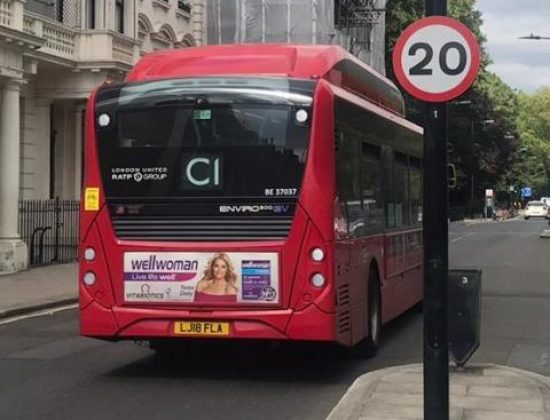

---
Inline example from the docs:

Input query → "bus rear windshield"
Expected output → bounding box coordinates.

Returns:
[95,78,314,200]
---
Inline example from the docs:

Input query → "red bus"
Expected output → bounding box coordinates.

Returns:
[79,44,423,356]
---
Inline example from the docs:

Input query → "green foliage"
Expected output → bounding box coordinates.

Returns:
[384,0,522,208]
[385,0,487,76]
[448,0,485,44]
[385,0,423,81]
[514,89,550,194]
[385,0,424,124]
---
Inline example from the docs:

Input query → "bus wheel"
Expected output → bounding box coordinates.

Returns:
[366,271,382,355]
[350,270,381,358]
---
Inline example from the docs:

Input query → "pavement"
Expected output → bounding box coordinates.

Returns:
[2,262,550,419]
[0,262,77,318]
[326,364,550,420]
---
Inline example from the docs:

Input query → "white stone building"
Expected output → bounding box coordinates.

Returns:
[0,0,206,273]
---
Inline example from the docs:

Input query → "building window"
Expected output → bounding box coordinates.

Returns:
[138,14,152,40]
[115,0,124,33]
[178,1,192,14]
[180,33,196,47]
[85,0,95,29]
[55,0,64,23]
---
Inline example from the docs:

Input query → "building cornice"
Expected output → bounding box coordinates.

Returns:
[0,23,45,51]
[23,51,133,73]
[0,64,24,80]
[152,0,171,12]
[175,9,191,21]
[76,61,132,73]
[23,49,76,69]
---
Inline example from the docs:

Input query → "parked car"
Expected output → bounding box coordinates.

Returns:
[524,200,549,219]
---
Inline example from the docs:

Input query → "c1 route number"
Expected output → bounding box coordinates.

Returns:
[408,41,467,76]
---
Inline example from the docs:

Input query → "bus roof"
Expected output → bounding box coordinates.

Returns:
[126,44,405,117]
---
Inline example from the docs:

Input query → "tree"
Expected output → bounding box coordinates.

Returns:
[385,0,424,124]
[514,88,550,195]
[386,0,488,78]
[384,0,520,210]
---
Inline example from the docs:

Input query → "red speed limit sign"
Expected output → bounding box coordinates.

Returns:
[392,16,480,102]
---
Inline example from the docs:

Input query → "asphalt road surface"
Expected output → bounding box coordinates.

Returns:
[1,218,549,420]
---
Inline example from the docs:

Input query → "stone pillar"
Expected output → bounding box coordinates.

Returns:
[124,0,136,38]
[104,0,114,31]
[12,0,25,31]
[34,98,52,199]
[96,0,107,30]
[192,0,206,46]
[74,105,86,198]
[0,79,28,274]
[80,0,86,29]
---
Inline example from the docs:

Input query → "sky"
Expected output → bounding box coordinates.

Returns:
[476,0,550,93]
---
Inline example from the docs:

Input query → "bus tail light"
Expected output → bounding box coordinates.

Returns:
[83,271,96,286]
[79,224,115,308]
[311,273,326,288]
[290,220,334,312]
[310,247,325,262]
[84,247,96,261]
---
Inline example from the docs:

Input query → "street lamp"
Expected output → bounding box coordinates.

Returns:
[519,34,550,40]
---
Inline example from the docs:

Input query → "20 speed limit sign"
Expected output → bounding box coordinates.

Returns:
[392,16,480,102]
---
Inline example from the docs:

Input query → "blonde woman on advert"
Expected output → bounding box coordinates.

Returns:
[194,253,238,303]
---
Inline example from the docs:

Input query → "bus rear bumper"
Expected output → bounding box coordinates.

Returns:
[80,301,119,337]
[80,302,335,342]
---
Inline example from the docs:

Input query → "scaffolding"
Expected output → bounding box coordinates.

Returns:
[206,0,387,75]
[334,0,385,28]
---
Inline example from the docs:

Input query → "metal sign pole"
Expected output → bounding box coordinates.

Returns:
[392,5,480,419]
[424,1,449,419]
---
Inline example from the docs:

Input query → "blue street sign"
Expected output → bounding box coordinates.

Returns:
[521,187,533,198]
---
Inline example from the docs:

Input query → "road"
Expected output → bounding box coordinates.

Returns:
[449,218,550,372]
[1,218,549,420]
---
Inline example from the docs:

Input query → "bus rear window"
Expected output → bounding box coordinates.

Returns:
[117,106,290,150]
[95,79,314,199]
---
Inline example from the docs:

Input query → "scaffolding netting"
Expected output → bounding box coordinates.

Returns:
[206,0,386,75]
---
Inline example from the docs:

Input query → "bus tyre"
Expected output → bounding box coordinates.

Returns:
[350,270,381,358]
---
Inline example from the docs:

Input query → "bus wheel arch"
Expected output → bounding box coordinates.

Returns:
[349,261,382,358]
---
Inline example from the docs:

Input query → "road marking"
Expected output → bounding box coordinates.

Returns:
[0,303,77,326]
[450,234,473,242]
[450,232,476,243]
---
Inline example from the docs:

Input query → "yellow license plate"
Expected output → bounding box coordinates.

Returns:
[174,321,230,336]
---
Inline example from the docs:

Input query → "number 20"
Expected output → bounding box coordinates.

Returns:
[408,41,467,76]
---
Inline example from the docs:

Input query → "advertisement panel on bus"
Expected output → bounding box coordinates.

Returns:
[124,252,279,304]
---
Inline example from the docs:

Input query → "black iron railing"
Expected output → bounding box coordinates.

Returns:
[18,198,79,266]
